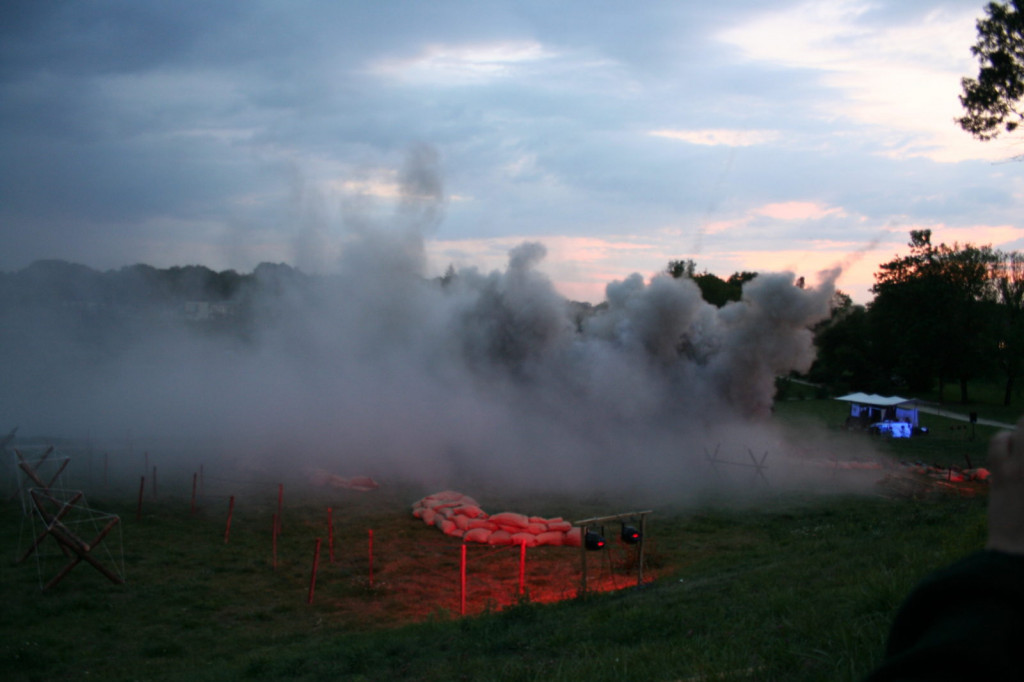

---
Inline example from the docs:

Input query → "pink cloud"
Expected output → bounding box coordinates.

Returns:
[755,201,846,221]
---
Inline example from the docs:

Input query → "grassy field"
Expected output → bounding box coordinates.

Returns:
[1,398,1004,681]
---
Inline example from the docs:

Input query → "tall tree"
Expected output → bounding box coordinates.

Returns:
[958,1,1024,140]
[871,231,997,401]
[991,251,1024,404]
[807,293,883,393]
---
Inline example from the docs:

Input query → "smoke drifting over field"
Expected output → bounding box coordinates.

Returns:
[1,151,851,500]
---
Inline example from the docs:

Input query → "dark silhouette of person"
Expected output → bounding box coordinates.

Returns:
[865,417,1024,681]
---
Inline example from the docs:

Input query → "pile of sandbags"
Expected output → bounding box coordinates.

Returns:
[412,490,581,547]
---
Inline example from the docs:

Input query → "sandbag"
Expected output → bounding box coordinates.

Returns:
[488,530,513,546]
[463,527,492,544]
[457,505,485,519]
[511,532,540,547]
[430,490,466,502]
[489,512,529,529]
[564,527,582,547]
[535,531,564,547]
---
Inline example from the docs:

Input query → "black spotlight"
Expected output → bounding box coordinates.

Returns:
[621,524,641,544]
[584,529,606,551]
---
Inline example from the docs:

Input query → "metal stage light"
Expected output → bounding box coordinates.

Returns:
[584,528,606,551]
[621,523,641,544]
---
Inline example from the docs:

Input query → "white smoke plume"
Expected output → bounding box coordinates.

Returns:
[1,148,851,502]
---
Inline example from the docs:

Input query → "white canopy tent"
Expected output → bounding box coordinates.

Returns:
[835,392,919,428]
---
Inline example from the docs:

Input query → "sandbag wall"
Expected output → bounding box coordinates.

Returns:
[412,490,581,547]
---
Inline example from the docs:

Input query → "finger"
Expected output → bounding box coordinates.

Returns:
[988,431,1017,487]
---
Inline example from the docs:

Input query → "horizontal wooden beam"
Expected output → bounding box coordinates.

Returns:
[573,510,652,526]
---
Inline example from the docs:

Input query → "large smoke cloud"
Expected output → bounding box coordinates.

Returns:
[1,148,848,500]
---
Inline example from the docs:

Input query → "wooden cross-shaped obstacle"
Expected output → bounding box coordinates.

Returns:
[21,488,124,590]
[704,445,770,486]
[11,447,69,509]
[15,447,66,488]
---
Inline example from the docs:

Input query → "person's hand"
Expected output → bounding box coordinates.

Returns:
[986,416,1024,556]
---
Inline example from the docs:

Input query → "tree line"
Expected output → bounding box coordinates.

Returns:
[671,230,1024,406]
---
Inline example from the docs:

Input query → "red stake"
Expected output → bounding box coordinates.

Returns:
[519,541,527,596]
[190,473,197,514]
[327,507,335,563]
[307,538,322,605]
[136,476,145,521]
[224,495,235,544]
[460,544,467,616]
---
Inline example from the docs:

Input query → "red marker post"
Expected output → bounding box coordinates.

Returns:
[460,544,467,616]
[518,541,527,596]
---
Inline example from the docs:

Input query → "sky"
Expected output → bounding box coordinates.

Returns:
[3,0,1024,305]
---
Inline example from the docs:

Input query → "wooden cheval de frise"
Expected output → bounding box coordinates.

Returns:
[13,447,124,590]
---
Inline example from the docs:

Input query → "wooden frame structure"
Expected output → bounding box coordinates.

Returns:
[573,509,652,596]
[704,445,770,486]
[11,447,69,510]
[12,447,125,590]
[21,488,124,589]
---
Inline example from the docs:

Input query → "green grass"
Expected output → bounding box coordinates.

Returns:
[1,403,997,681]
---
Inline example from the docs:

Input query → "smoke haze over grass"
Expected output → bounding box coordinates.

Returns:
[1,149,857,501]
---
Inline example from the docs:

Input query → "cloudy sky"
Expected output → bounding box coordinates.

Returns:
[3,0,1023,304]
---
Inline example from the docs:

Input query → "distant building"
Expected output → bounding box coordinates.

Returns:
[183,301,238,321]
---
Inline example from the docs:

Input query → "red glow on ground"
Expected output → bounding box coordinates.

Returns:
[320,522,657,627]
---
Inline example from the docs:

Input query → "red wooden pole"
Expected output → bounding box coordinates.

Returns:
[368,529,374,587]
[136,476,145,521]
[307,538,322,605]
[327,507,335,563]
[460,544,467,616]
[190,473,197,514]
[224,495,235,544]
[518,541,527,596]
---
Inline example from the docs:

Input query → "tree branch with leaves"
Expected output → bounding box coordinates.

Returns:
[959,1,1024,140]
